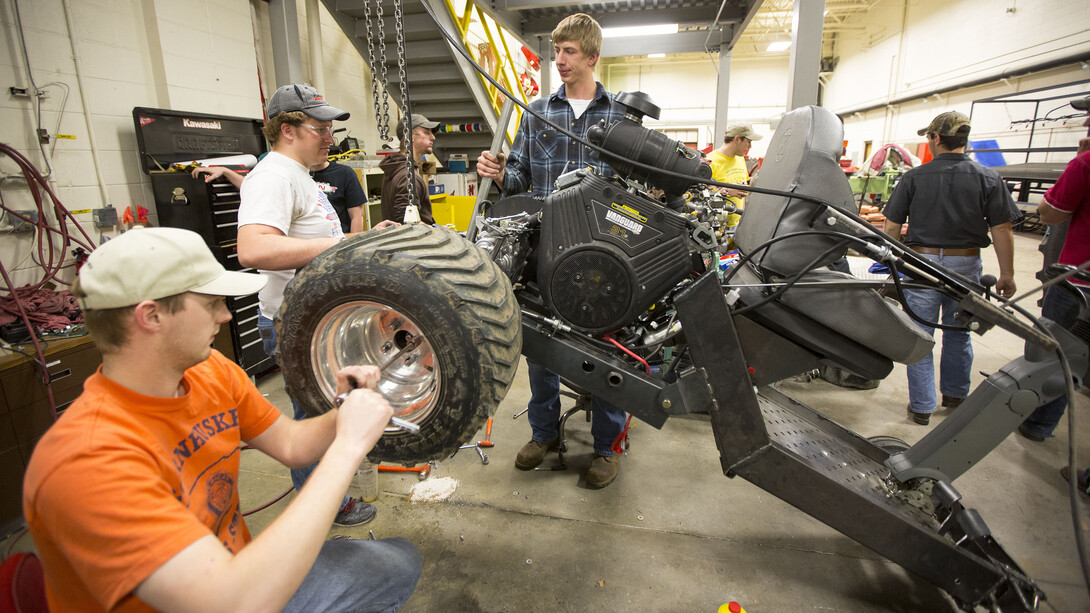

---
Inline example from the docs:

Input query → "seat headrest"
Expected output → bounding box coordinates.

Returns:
[733,106,858,277]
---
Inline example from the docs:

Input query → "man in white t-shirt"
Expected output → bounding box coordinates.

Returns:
[237,84,394,526]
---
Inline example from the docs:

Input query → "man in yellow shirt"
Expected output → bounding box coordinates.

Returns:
[707,122,763,228]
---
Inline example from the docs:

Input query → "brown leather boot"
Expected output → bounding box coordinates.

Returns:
[586,454,620,489]
[514,439,558,470]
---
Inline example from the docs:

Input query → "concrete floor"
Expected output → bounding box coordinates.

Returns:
[237,230,1090,612]
[6,230,1089,611]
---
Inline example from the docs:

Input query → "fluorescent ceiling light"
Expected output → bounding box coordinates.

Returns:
[767,41,792,52]
[648,53,666,58]
[602,23,678,38]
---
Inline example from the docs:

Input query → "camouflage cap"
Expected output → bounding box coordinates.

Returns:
[917,111,970,137]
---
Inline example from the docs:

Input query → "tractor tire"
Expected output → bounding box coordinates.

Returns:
[276,224,522,464]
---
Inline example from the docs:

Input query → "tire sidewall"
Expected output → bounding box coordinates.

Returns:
[277,239,497,463]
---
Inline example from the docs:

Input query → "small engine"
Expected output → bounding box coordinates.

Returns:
[537,171,692,334]
[474,90,717,336]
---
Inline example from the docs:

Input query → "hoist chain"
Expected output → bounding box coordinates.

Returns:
[364,0,392,141]
[393,0,418,211]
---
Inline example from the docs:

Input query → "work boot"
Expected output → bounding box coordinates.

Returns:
[586,454,620,489]
[907,404,930,426]
[515,439,558,470]
[333,498,377,527]
[941,395,964,409]
[1017,423,1046,443]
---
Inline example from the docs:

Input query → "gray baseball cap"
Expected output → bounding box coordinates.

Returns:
[266,84,350,121]
[1072,96,1090,111]
[396,113,440,141]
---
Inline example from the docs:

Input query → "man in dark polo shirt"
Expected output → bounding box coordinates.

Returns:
[883,111,1018,425]
[312,159,368,234]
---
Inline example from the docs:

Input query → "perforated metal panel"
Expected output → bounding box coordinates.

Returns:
[759,398,935,525]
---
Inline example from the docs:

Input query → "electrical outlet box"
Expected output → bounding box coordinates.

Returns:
[10,210,38,232]
[93,207,118,227]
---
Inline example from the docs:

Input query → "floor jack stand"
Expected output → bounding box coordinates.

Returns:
[451,418,495,465]
[536,391,591,471]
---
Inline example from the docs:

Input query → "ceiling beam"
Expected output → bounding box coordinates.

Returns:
[600,29,729,57]
[491,0,615,9]
[727,0,767,50]
[519,7,736,37]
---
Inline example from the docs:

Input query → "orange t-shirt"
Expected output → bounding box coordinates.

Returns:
[22,350,281,612]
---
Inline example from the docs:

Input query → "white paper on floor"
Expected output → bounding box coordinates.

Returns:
[410,476,458,502]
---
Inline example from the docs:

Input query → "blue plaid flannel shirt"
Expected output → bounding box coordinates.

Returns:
[501,82,627,198]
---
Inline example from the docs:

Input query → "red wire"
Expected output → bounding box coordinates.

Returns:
[611,414,633,455]
[604,335,651,374]
[0,142,95,291]
[0,142,97,424]
[0,259,57,422]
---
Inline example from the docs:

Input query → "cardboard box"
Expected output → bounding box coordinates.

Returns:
[434,173,478,197]
[447,154,469,173]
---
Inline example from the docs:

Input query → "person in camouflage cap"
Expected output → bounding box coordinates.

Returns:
[883,110,1019,426]
[917,111,971,137]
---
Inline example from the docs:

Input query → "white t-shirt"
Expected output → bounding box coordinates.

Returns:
[238,151,345,318]
[568,98,591,119]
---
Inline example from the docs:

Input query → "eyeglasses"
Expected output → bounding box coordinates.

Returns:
[298,124,336,139]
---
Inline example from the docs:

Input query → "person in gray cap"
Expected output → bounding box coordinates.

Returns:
[708,122,763,230]
[379,113,439,224]
[883,110,1019,426]
[237,84,396,526]
[23,227,421,613]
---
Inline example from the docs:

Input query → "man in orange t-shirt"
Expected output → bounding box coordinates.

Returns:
[22,228,421,612]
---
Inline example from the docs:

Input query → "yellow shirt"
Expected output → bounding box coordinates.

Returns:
[707,150,748,228]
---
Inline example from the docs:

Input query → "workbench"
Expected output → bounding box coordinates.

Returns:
[994,162,1066,232]
[0,335,101,525]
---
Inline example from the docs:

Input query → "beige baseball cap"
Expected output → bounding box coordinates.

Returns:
[76,227,266,310]
[724,122,763,141]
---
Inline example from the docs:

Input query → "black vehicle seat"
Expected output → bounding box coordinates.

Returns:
[731,105,933,368]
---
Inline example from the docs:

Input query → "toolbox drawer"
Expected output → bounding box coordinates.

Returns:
[0,336,99,525]
[0,339,100,414]
[1,446,25,524]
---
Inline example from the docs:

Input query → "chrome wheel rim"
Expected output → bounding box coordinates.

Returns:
[310,301,440,428]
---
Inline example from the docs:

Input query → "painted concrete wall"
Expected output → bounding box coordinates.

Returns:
[1,0,1088,291]
[0,0,374,288]
[601,0,1089,165]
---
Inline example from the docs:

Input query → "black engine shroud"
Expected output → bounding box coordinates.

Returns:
[537,172,692,334]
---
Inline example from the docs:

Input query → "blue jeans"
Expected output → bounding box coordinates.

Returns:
[525,360,626,457]
[283,537,421,613]
[259,314,351,507]
[903,254,982,414]
[1020,286,1083,438]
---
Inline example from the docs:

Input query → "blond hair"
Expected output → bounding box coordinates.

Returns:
[552,13,602,61]
[261,110,308,145]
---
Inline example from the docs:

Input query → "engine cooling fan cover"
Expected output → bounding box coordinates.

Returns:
[547,246,634,331]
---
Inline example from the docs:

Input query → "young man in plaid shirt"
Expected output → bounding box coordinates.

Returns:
[477,13,629,488]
